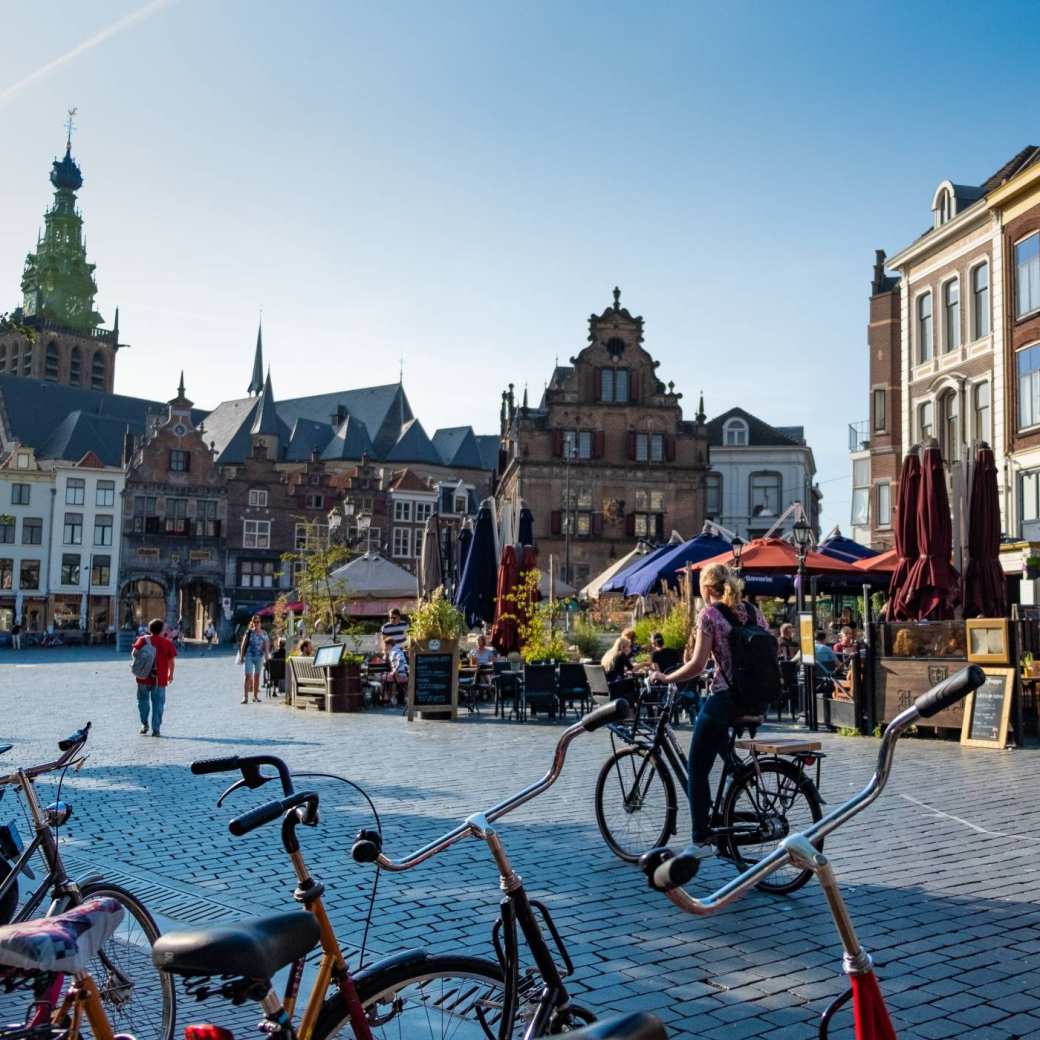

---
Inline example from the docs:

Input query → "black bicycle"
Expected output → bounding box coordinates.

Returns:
[0,723,175,1040]
[594,682,824,894]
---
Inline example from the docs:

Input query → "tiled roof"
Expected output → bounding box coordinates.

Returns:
[474,435,500,472]
[707,407,802,448]
[432,426,484,468]
[285,417,334,461]
[201,396,259,464]
[385,417,441,465]
[320,415,374,461]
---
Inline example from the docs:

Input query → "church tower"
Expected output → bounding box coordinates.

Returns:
[0,114,120,392]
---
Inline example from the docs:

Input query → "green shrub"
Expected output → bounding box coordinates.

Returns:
[571,617,603,658]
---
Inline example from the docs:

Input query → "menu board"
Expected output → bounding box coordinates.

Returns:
[407,645,458,721]
[960,669,1014,748]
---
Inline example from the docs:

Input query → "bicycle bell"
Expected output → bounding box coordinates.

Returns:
[45,801,72,827]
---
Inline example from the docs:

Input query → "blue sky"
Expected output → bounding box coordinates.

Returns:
[2,1,1038,533]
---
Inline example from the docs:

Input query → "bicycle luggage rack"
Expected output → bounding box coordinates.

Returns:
[733,737,826,797]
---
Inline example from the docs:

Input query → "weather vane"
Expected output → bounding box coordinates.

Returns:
[65,107,77,148]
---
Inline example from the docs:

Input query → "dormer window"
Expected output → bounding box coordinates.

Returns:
[722,418,749,446]
[932,182,957,228]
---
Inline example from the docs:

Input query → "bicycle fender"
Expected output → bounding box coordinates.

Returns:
[351,949,436,987]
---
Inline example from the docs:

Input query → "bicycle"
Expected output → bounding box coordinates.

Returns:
[594,679,825,893]
[147,698,630,1040]
[0,724,174,1040]
[640,664,987,1040]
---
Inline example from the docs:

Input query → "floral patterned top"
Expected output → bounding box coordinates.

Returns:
[697,602,769,695]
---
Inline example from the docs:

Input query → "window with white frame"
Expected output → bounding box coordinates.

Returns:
[851,459,870,527]
[749,473,781,518]
[393,500,412,523]
[974,382,991,445]
[95,480,115,507]
[392,527,411,558]
[919,400,934,440]
[306,493,324,510]
[1017,344,1040,430]
[917,292,933,362]
[634,433,664,463]
[1016,233,1040,318]
[600,368,629,403]
[877,482,892,528]
[705,473,723,517]
[11,483,30,506]
[243,519,271,548]
[63,512,82,545]
[722,418,748,446]
[943,278,960,352]
[248,489,268,508]
[0,517,13,544]
[872,388,886,433]
[93,514,113,546]
[972,262,990,339]
[415,501,433,523]
[294,522,328,552]
[939,390,959,462]
[65,478,85,506]
[1021,470,1040,532]
[239,560,275,588]
[454,495,468,514]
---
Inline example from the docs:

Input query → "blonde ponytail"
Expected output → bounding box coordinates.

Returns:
[699,563,744,608]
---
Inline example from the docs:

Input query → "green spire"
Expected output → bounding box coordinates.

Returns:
[19,122,104,332]
[248,321,264,395]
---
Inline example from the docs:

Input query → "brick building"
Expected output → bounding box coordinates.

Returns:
[495,289,710,586]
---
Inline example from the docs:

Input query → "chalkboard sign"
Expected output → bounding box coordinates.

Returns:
[407,641,459,721]
[960,668,1014,748]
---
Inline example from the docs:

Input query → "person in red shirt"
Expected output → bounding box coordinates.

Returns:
[131,618,177,737]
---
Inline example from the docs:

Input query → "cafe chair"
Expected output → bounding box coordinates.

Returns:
[557,662,592,719]
[492,661,520,719]
[583,663,611,704]
[264,657,286,697]
[522,663,558,721]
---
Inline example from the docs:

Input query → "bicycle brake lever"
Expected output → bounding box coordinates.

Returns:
[216,772,276,807]
[72,754,89,773]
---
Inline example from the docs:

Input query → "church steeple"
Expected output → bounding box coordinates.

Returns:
[20,114,105,332]
[248,322,264,396]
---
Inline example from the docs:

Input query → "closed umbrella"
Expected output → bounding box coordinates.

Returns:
[518,504,535,547]
[454,504,498,628]
[418,514,443,602]
[964,443,1006,618]
[491,545,521,654]
[888,448,921,620]
[456,523,473,587]
[902,439,959,620]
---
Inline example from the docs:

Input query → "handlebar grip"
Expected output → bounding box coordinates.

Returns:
[639,846,701,892]
[190,756,241,775]
[914,664,986,719]
[229,798,287,836]
[351,828,383,864]
[581,698,631,732]
[58,722,90,751]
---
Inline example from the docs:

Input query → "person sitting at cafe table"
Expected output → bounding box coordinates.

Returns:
[813,630,839,677]
[833,626,858,657]
[650,632,681,674]
[470,634,496,668]
[601,636,639,688]
[384,641,409,706]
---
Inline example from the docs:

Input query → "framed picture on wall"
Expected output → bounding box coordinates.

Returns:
[965,619,1010,665]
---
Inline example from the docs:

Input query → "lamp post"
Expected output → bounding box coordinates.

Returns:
[731,536,744,576]
[792,516,814,730]
[563,438,575,585]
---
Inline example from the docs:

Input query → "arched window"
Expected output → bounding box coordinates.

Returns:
[722,418,748,446]
[943,279,960,352]
[44,341,59,381]
[69,346,81,384]
[90,353,105,391]
[939,389,959,462]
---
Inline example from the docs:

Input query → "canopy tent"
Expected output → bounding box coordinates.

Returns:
[623,531,730,597]
[599,532,684,595]
[329,553,418,600]
[818,533,880,564]
[255,600,305,617]
[580,546,645,600]
[855,549,898,574]
[539,570,577,598]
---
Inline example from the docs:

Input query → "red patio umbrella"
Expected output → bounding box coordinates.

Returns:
[687,537,861,577]
[854,548,898,574]
[902,439,959,621]
[490,544,521,654]
[964,443,1006,618]
[887,448,921,621]
[255,601,305,617]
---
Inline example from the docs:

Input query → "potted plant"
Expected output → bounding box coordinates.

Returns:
[1026,555,1040,581]
[408,590,466,645]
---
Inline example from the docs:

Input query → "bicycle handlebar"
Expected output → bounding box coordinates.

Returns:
[357,698,631,872]
[0,722,92,785]
[189,754,293,796]
[642,664,986,909]
[58,722,91,752]
[229,791,317,836]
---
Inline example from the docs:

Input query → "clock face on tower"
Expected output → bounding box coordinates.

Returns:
[172,423,187,438]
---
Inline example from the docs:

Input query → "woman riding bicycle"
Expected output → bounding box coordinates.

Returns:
[648,562,767,862]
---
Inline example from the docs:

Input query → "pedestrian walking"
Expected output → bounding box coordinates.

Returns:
[131,618,177,737]
[203,619,217,648]
[10,619,21,650]
[238,615,270,703]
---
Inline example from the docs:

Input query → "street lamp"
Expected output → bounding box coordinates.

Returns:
[791,516,814,730]
[563,438,576,585]
[730,536,744,574]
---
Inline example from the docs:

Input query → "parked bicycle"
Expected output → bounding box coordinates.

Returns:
[640,664,987,1039]
[0,723,174,1040]
[143,698,630,1040]
[595,679,824,893]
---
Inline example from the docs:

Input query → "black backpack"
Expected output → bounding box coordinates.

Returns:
[715,603,782,713]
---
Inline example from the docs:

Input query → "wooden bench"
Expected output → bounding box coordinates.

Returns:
[288,657,331,711]
[734,738,822,756]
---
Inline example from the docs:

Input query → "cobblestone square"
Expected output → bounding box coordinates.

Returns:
[1,647,1038,1038]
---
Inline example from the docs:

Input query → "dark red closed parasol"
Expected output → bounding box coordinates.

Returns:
[902,439,959,621]
[887,449,920,621]
[490,545,521,655]
[964,443,1006,618]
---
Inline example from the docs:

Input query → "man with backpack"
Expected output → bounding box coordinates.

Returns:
[131,617,177,737]
[648,562,779,861]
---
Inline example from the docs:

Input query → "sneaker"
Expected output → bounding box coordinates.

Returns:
[688,841,717,861]
[139,724,148,735]
[151,730,160,738]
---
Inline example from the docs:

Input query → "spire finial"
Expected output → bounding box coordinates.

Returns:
[696,390,706,424]
[178,370,185,397]
[612,286,621,310]
[399,355,404,384]
[248,320,264,396]
[65,107,77,151]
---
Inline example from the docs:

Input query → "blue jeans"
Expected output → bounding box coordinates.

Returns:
[687,689,737,843]
[137,685,166,731]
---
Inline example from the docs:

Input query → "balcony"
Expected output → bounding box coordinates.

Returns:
[849,421,870,453]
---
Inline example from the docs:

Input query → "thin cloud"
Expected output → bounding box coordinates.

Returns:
[0,0,178,108]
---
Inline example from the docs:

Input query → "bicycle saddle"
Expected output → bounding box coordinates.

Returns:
[152,911,319,981]
[0,897,124,973]
[0,745,11,756]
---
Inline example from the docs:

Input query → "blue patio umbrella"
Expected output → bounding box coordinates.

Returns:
[600,542,675,595]
[454,505,498,628]
[624,532,731,596]
[818,534,879,564]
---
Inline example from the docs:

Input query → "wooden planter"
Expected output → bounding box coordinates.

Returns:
[328,659,364,713]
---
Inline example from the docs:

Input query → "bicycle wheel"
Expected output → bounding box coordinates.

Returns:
[594,746,676,863]
[720,760,822,895]
[312,952,594,1040]
[74,880,176,1040]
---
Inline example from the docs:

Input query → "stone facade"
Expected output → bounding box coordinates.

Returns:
[495,290,710,587]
